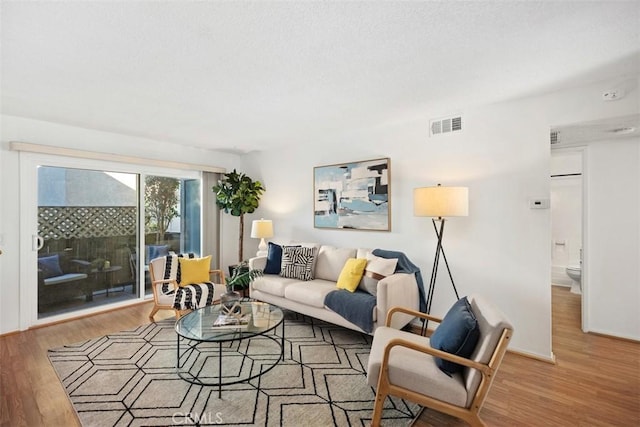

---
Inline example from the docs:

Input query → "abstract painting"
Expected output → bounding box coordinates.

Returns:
[314,157,390,231]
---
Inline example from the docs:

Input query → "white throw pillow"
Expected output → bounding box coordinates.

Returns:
[359,254,398,296]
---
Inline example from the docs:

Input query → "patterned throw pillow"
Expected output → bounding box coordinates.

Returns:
[358,254,398,296]
[280,246,317,281]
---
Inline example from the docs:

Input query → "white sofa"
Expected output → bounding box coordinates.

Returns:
[249,244,421,334]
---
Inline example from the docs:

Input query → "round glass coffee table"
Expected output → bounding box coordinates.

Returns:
[175,301,284,397]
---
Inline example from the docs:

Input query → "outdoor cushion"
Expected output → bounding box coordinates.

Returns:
[38,254,64,279]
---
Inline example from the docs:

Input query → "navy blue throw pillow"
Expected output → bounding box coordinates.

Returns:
[263,242,283,274]
[38,254,64,279]
[429,296,480,376]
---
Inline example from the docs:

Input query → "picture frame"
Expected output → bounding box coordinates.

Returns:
[313,157,390,231]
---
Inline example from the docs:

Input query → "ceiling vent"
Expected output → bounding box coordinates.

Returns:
[550,131,559,145]
[430,115,462,136]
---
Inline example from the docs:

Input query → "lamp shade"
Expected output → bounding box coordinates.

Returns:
[414,185,469,217]
[251,219,274,238]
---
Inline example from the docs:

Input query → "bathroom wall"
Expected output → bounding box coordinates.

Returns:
[550,151,583,286]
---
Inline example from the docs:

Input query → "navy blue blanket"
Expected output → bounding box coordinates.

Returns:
[324,289,376,333]
[372,249,427,313]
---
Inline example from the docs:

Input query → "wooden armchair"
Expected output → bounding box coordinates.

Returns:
[148,253,226,320]
[367,295,513,427]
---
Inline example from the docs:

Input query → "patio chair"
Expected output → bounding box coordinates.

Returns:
[148,253,226,320]
[367,294,513,427]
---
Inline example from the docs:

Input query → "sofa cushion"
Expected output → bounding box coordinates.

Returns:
[285,280,337,308]
[281,246,317,281]
[429,296,480,376]
[358,253,398,296]
[38,254,64,279]
[264,242,284,274]
[315,246,357,282]
[336,258,367,292]
[252,275,301,297]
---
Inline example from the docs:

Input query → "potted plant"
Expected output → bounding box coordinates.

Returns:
[221,261,263,312]
[212,169,265,263]
[227,261,263,292]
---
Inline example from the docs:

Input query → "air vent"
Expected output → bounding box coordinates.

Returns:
[550,131,559,145]
[430,115,463,136]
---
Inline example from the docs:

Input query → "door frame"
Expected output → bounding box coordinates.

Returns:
[19,152,202,329]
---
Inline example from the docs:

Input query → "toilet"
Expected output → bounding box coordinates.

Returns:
[566,265,582,294]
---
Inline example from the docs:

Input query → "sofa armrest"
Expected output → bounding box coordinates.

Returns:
[249,256,267,271]
[376,273,420,329]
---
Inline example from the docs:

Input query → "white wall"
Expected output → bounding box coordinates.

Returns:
[0,115,241,334]
[585,137,640,339]
[2,74,638,353]
[550,151,583,285]
[241,75,640,358]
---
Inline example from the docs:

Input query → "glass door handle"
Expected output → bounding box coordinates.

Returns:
[33,235,44,251]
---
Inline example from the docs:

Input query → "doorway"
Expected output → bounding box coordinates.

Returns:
[550,149,584,327]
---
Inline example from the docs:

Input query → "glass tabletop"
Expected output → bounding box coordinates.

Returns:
[175,301,283,342]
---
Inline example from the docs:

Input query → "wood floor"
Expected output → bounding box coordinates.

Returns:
[1,287,638,426]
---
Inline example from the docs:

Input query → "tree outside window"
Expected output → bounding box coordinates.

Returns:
[145,176,179,243]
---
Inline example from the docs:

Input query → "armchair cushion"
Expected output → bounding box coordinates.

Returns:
[367,326,468,407]
[429,296,480,376]
[178,256,212,286]
[38,254,64,279]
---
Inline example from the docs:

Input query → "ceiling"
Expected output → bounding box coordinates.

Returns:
[2,1,639,154]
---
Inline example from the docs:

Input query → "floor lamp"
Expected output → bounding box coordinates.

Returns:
[251,218,274,257]
[414,185,468,329]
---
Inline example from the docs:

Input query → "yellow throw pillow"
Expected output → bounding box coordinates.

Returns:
[336,258,368,292]
[178,256,212,286]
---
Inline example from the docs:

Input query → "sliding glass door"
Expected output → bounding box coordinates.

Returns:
[26,156,203,321]
[140,175,201,296]
[37,166,139,318]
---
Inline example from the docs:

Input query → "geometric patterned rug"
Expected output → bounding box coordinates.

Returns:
[48,311,421,426]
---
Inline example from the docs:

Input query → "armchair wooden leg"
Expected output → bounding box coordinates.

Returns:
[466,413,487,427]
[148,306,159,321]
[371,389,386,427]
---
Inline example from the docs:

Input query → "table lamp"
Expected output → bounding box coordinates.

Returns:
[251,219,274,257]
